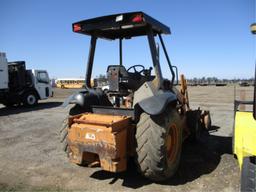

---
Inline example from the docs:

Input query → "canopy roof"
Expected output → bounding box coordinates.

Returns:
[72,12,171,40]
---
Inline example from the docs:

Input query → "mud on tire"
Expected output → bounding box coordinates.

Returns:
[135,108,183,181]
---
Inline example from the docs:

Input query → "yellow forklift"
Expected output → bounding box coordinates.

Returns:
[233,23,256,191]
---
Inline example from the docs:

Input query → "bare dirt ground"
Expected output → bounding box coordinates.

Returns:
[0,86,253,192]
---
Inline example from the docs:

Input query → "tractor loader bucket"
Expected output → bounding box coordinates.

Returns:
[67,113,132,172]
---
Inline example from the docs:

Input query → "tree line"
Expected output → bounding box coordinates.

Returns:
[95,74,254,86]
[186,77,254,85]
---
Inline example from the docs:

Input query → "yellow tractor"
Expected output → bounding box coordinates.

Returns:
[60,12,211,181]
[233,23,256,191]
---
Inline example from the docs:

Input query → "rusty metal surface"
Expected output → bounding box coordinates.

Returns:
[180,74,190,111]
[67,113,131,172]
[68,140,118,159]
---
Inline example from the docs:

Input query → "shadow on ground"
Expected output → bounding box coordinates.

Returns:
[90,126,232,189]
[0,102,62,116]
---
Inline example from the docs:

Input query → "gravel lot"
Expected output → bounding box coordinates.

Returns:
[0,86,253,192]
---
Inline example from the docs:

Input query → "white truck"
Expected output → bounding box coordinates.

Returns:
[0,52,53,107]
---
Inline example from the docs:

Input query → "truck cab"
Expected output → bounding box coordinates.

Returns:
[0,52,53,107]
[32,69,53,99]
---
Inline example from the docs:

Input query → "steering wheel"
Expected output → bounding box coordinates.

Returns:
[127,65,145,74]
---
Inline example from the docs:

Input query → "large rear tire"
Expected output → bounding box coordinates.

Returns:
[59,105,84,154]
[135,108,182,181]
[60,117,69,153]
[241,156,256,192]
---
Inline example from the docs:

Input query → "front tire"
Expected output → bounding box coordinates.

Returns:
[187,110,203,142]
[135,108,182,181]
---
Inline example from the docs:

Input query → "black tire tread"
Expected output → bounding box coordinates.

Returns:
[241,157,256,192]
[59,106,82,154]
[59,117,68,153]
[135,108,182,181]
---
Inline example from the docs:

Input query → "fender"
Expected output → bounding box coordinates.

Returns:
[62,91,88,107]
[137,92,177,115]
[25,87,40,99]
[62,89,112,108]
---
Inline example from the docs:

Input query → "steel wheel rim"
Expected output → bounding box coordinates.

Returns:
[166,124,178,163]
[27,95,36,105]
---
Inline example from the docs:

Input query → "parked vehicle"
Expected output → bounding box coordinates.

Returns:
[56,78,85,89]
[233,23,256,192]
[60,12,211,181]
[0,52,53,107]
[56,78,97,89]
[239,81,250,87]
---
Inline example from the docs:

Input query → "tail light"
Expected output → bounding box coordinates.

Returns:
[132,14,144,23]
[73,24,81,32]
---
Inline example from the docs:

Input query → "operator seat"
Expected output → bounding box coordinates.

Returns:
[107,65,155,94]
[107,65,129,95]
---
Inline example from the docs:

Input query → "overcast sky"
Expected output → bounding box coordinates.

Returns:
[1,0,255,79]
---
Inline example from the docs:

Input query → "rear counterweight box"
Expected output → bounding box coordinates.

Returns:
[67,113,131,172]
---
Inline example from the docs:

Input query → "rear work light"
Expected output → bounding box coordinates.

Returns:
[73,24,81,32]
[132,14,144,23]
